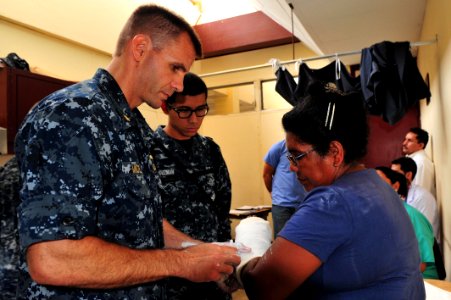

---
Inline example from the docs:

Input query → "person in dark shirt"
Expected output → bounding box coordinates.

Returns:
[153,72,232,299]
[14,5,240,299]
[0,156,20,299]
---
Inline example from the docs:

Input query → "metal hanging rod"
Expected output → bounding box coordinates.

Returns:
[199,38,438,78]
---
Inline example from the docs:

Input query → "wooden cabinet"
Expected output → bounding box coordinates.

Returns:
[0,67,74,154]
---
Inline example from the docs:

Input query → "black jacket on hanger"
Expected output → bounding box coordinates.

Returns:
[360,41,431,125]
[275,60,360,106]
[293,60,360,100]
[275,67,298,106]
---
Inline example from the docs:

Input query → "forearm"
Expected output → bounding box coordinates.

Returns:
[27,235,240,289]
[27,236,185,288]
[163,219,200,248]
[420,262,426,272]
[262,164,274,193]
[263,175,272,193]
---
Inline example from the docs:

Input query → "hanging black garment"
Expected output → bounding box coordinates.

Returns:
[275,67,298,106]
[293,60,360,100]
[274,60,360,106]
[360,41,431,125]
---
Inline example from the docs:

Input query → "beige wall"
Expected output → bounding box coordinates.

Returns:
[140,42,323,210]
[2,0,451,272]
[0,18,110,82]
[417,0,451,279]
[1,11,315,212]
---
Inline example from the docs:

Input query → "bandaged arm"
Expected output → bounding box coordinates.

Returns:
[234,217,272,285]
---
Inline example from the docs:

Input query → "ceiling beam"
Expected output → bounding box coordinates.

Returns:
[194,11,299,58]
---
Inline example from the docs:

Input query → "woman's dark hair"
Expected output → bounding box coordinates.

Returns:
[375,166,408,198]
[282,81,369,163]
[166,72,208,105]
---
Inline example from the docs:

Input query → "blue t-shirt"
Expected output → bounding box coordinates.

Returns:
[280,169,425,299]
[264,140,306,207]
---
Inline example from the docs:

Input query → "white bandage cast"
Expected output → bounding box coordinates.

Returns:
[234,217,273,285]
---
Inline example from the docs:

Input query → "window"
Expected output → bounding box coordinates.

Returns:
[261,79,294,110]
[207,79,296,115]
[207,83,255,115]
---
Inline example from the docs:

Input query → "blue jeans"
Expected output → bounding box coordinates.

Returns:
[272,205,296,238]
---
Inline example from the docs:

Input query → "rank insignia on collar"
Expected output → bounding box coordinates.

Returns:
[131,164,141,174]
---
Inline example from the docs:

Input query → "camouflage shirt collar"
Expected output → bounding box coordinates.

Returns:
[94,68,135,124]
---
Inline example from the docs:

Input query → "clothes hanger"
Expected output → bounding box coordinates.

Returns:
[335,54,341,80]
[269,58,285,73]
[295,58,304,72]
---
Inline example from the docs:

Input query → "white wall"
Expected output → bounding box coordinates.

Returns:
[417,0,451,279]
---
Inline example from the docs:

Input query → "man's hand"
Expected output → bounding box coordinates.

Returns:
[179,243,241,282]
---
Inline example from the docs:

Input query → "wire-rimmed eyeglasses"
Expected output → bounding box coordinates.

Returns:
[167,103,209,119]
[286,148,315,166]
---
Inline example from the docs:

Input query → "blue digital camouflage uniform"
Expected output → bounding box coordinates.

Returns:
[151,125,232,300]
[0,156,20,299]
[14,69,165,299]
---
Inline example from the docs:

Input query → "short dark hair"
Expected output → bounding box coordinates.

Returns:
[282,82,369,164]
[166,72,208,105]
[410,127,429,148]
[391,156,417,180]
[115,4,202,58]
[375,166,408,199]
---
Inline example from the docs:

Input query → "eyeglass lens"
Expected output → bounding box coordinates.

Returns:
[170,105,209,119]
[286,149,313,165]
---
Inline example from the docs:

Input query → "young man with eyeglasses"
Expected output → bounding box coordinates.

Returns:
[151,72,233,300]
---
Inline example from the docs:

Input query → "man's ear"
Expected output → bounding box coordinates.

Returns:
[131,34,151,61]
[405,171,414,183]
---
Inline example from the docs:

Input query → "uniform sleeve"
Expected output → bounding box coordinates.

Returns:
[16,106,104,251]
[211,142,232,242]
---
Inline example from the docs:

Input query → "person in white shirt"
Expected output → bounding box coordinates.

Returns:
[391,156,440,240]
[402,127,436,196]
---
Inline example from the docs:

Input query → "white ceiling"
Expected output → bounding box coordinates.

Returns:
[1,0,428,65]
[256,0,428,64]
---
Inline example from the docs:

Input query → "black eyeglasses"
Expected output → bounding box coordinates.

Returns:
[167,103,209,119]
[286,148,315,166]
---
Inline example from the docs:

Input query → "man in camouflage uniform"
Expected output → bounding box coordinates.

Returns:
[0,156,20,299]
[152,73,232,300]
[14,5,240,299]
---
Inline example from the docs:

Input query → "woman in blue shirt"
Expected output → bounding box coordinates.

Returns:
[239,82,425,299]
